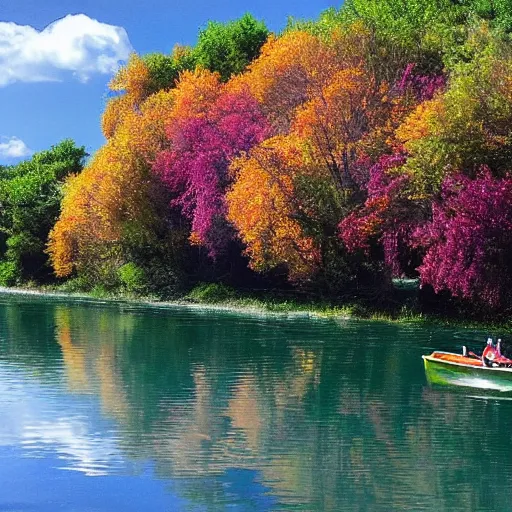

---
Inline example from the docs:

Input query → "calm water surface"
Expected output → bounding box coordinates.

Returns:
[0,292,509,511]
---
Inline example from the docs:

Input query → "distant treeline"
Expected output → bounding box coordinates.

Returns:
[3,1,512,316]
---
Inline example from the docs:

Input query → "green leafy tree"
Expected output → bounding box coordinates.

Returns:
[397,26,512,196]
[194,13,269,81]
[0,139,87,284]
[468,0,512,32]
[143,45,197,93]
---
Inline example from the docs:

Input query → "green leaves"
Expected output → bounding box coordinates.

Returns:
[0,140,86,283]
[194,14,269,81]
[143,47,197,93]
[398,28,512,197]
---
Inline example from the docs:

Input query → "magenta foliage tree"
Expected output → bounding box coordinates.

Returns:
[155,91,269,258]
[413,170,512,308]
[339,152,419,276]
[397,63,445,101]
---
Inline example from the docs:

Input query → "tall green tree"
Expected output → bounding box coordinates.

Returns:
[194,13,269,81]
[0,139,87,285]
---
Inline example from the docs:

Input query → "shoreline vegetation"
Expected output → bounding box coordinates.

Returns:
[3,3,512,328]
[1,283,510,333]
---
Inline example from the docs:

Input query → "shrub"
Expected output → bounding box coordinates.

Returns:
[118,262,147,295]
[0,261,20,286]
[187,282,237,303]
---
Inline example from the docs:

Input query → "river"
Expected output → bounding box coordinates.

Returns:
[0,291,509,511]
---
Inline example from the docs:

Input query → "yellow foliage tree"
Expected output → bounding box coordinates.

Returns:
[49,64,224,281]
[48,89,176,278]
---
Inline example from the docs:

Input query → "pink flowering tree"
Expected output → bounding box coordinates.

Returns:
[154,91,269,258]
[338,152,424,276]
[413,170,512,308]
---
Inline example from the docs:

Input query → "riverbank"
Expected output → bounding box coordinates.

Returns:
[0,284,353,319]
[1,282,511,332]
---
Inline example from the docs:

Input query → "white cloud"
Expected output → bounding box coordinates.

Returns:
[0,136,32,159]
[0,14,133,86]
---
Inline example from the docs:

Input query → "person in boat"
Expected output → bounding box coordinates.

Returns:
[482,338,512,367]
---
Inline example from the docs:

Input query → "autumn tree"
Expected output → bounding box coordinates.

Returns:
[228,30,342,133]
[337,152,423,277]
[339,25,512,297]
[48,88,180,291]
[154,70,269,258]
[413,171,512,310]
[227,26,421,288]
[226,135,321,281]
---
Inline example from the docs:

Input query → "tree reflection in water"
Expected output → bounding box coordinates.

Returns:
[0,294,509,511]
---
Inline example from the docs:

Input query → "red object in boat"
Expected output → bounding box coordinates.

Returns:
[482,344,512,367]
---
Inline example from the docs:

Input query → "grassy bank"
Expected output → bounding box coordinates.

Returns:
[183,283,512,331]
[0,282,357,318]
[2,280,511,332]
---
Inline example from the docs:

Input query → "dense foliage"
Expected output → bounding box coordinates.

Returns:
[0,140,87,285]
[194,13,269,81]
[7,6,512,315]
[413,171,512,310]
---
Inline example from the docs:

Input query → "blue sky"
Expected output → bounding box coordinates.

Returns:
[0,0,338,164]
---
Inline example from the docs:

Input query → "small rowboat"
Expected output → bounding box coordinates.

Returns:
[423,346,512,393]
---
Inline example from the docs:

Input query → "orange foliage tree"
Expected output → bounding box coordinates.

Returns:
[48,81,177,281]
[226,27,413,283]
[226,135,321,280]
[228,31,336,133]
